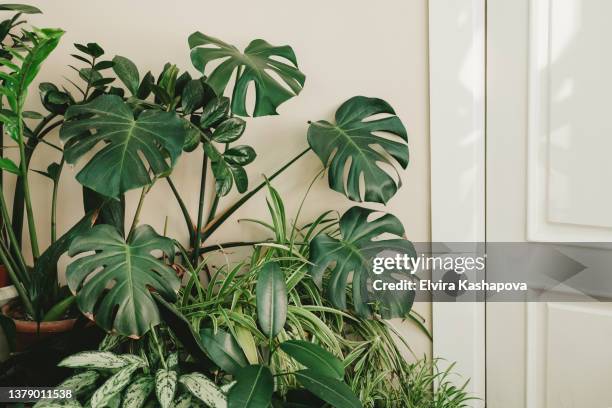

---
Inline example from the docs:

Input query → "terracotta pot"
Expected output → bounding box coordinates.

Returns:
[1,302,78,351]
[0,264,9,288]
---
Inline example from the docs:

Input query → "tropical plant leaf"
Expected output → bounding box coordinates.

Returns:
[66,224,180,337]
[309,206,416,318]
[0,4,42,13]
[279,340,344,380]
[256,261,287,339]
[189,32,305,117]
[227,365,273,408]
[112,55,139,95]
[155,369,177,408]
[58,351,129,370]
[307,96,409,204]
[122,375,154,408]
[179,372,228,408]
[294,370,362,408]
[60,94,187,198]
[58,370,100,397]
[200,96,229,128]
[205,142,255,196]
[172,393,194,408]
[200,328,248,375]
[90,364,139,408]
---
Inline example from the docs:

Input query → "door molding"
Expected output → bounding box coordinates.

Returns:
[429,0,486,403]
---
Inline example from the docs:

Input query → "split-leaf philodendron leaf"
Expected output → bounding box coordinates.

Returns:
[307,96,409,204]
[60,94,187,198]
[66,224,180,338]
[189,32,305,117]
[309,206,416,318]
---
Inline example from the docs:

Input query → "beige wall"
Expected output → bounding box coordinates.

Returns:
[12,0,431,357]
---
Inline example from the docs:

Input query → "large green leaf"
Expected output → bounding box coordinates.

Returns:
[189,32,305,117]
[227,365,274,408]
[307,96,409,204]
[255,262,287,339]
[179,373,228,408]
[66,224,180,337]
[155,369,177,408]
[294,370,362,408]
[309,206,416,318]
[60,94,187,198]
[200,328,248,374]
[279,340,344,380]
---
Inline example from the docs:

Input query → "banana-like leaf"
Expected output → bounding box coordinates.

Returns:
[60,94,187,198]
[155,369,177,408]
[179,372,228,408]
[90,364,140,408]
[66,225,180,338]
[256,262,287,339]
[307,96,409,204]
[309,206,416,318]
[189,32,304,117]
[227,365,273,408]
[122,375,154,408]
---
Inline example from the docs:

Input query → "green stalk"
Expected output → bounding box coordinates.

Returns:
[50,159,64,243]
[192,154,208,264]
[0,187,28,279]
[201,147,311,242]
[0,245,34,317]
[206,193,220,224]
[166,177,195,242]
[128,186,148,240]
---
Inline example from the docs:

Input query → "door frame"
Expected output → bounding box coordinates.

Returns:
[429,0,486,403]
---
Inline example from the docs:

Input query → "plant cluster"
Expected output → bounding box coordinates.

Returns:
[0,4,473,408]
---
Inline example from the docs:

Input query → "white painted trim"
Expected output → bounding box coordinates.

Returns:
[429,0,486,403]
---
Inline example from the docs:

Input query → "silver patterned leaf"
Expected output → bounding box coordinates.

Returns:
[179,373,227,408]
[155,369,177,408]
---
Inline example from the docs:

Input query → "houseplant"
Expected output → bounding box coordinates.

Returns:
[0,3,473,407]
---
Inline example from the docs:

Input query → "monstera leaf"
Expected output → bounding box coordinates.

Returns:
[189,32,305,117]
[66,224,180,338]
[309,206,416,318]
[60,95,187,198]
[307,96,409,204]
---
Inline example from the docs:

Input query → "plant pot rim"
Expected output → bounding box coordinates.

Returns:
[1,302,77,334]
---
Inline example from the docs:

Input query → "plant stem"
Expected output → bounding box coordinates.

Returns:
[192,154,208,264]
[0,188,28,278]
[201,147,311,242]
[166,177,195,242]
[50,159,64,243]
[128,186,148,240]
[206,193,220,224]
[17,107,39,258]
[0,246,34,316]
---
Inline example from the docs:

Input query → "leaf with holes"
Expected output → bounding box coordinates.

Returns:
[179,372,227,408]
[66,224,180,337]
[309,206,416,318]
[60,94,187,198]
[307,96,409,204]
[155,369,177,408]
[189,32,304,117]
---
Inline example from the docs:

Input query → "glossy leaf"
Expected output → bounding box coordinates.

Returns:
[0,157,19,174]
[205,143,255,196]
[307,96,409,204]
[200,328,248,374]
[200,96,229,128]
[179,372,228,408]
[211,117,246,143]
[155,369,177,408]
[294,370,362,408]
[279,340,344,380]
[111,56,140,95]
[227,365,273,408]
[60,94,187,197]
[256,262,287,338]
[189,32,304,117]
[66,225,180,337]
[182,79,204,114]
[309,206,416,318]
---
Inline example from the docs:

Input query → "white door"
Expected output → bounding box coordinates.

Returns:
[487,0,612,407]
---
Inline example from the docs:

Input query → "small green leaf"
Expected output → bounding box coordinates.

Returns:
[112,55,140,95]
[182,79,204,114]
[224,146,256,166]
[22,110,43,119]
[0,157,19,174]
[94,60,114,70]
[86,43,105,58]
[279,340,344,380]
[294,370,362,408]
[256,262,287,339]
[211,117,246,143]
[0,4,42,13]
[155,369,177,408]
[228,365,273,408]
[200,328,248,375]
[179,373,228,408]
[200,96,229,129]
